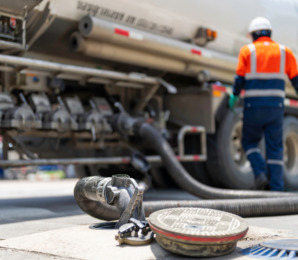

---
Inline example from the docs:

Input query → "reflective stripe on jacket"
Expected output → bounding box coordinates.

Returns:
[234,36,298,108]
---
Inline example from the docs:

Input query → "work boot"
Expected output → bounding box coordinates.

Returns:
[254,173,269,190]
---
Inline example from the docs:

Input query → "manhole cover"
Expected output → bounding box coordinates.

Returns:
[148,207,248,257]
[242,239,298,259]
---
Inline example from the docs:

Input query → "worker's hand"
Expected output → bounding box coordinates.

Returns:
[228,93,239,110]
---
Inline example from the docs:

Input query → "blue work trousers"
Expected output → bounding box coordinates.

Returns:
[241,107,284,191]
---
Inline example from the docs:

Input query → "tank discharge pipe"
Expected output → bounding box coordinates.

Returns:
[78,15,236,71]
[70,32,187,74]
[74,113,298,220]
[70,15,236,83]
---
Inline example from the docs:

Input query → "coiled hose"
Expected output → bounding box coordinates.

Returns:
[74,115,298,219]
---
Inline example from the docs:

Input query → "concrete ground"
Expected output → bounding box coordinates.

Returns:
[0,179,298,260]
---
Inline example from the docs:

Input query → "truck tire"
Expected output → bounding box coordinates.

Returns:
[205,109,255,189]
[283,116,298,190]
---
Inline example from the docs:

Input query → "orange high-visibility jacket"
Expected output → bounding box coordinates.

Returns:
[233,36,298,108]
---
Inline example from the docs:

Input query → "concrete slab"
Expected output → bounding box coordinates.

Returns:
[1,179,298,259]
[0,215,101,240]
[0,248,73,260]
[0,225,165,260]
[246,214,298,237]
[0,220,75,240]
[0,222,295,260]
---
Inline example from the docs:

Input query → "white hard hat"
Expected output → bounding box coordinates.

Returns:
[248,17,272,33]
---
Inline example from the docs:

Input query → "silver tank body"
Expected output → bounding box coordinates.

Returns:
[31,0,298,57]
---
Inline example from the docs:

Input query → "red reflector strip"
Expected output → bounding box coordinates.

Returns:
[122,157,130,164]
[240,90,245,96]
[191,49,202,55]
[176,155,181,161]
[193,155,200,161]
[114,28,129,37]
[149,224,248,243]
[212,85,227,93]
[191,127,198,133]
[10,18,16,28]
[289,99,298,107]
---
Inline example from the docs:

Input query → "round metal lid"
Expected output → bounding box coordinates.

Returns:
[149,208,248,243]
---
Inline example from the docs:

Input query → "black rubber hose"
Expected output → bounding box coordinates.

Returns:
[73,115,298,221]
[74,176,298,219]
[144,198,298,218]
[74,177,120,220]
[138,122,296,199]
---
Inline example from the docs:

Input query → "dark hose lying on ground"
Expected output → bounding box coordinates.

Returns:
[74,114,298,220]
[74,176,298,218]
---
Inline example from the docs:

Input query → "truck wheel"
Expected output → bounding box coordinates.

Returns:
[283,116,298,190]
[206,109,255,189]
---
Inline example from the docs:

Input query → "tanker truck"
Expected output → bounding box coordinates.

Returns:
[0,0,298,190]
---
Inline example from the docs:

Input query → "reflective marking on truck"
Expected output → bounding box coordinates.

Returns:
[115,28,129,37]
[114,28,144,41]
[289,99,298,107]
[212,85,226,93]
[191,127,198,133]
[212,85,226,97]
[285,98,298,108]
[181,126,202,133]
[213,91,222,97]
[191,49,202,56]
[10,18,16,28]
[193,155,200,161]
[175,155,202,161]
[129,31,144,41]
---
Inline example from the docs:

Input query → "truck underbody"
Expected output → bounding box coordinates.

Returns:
[0,0,298,192]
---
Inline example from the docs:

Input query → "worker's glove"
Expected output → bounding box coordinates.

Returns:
[228,93,239,111]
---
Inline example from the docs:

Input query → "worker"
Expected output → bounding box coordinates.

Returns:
[229,17,298,191]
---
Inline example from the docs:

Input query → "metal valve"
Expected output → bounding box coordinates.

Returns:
[115,218,153,246]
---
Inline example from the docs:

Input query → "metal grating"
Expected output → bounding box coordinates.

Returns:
[242,239,298,259]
